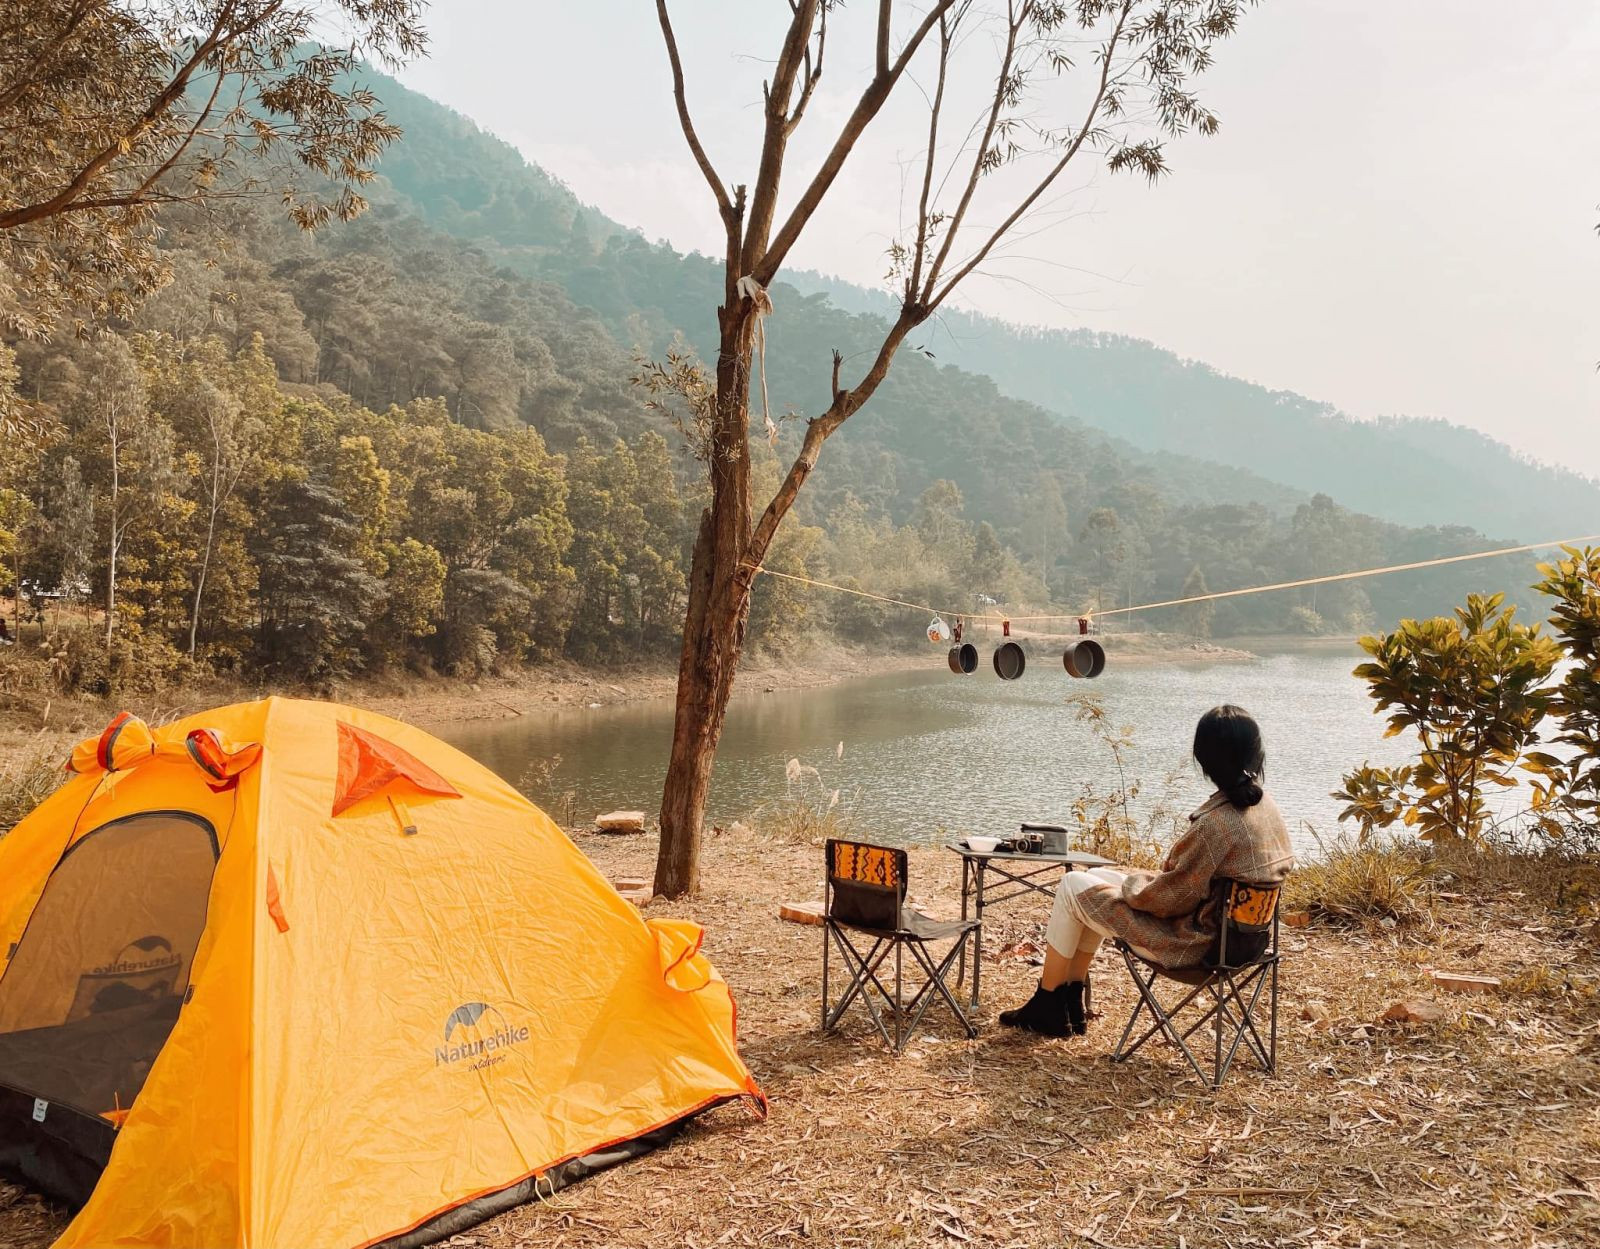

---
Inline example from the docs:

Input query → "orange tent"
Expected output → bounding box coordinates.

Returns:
[0,699,763,1247]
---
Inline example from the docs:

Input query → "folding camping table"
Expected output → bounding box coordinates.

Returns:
[946,843,1119,1013]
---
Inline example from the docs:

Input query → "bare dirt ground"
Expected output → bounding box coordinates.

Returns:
[8,824,1593,1249]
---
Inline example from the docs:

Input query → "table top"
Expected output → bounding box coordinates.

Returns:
[945,843,1118,867]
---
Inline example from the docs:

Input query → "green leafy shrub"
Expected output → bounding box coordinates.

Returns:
[1530,545,1600,848]
[1336,594,1559,843]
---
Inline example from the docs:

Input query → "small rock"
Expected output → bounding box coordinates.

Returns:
[596,810,646,833]
[1378,999,1446,1026]
[728,820,752,838]
[1282,910,1312,928]
[1379,916,1398,930]
[1300,999,1331,1027]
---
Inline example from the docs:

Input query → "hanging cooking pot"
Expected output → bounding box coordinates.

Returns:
[947,643,979,674]
[1063,638,1107,679]
[993,641,1026,680]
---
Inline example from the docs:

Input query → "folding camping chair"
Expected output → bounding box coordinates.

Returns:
[820,839,979,1053]
[1111,878,1281,1089]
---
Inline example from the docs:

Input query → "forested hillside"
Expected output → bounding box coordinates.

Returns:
[0,66,1549,695]
[367,70,1600,546]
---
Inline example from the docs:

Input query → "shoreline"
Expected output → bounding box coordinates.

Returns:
[368,631,1261,729]
[0,632,1262,745]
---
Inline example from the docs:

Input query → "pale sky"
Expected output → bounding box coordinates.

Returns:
[399,1,1600,477]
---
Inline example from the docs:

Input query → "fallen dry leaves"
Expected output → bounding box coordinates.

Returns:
[3,826,1597,1249]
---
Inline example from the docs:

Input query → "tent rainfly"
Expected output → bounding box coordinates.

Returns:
[0,699,764,1248]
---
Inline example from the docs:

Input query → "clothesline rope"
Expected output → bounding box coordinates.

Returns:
[745,533,1600,625]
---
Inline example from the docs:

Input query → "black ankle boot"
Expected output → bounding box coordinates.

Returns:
[998,980,1071,1038]
[1063,979,1088,1036]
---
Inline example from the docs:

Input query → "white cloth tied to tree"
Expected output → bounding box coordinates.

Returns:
[736,275,778,447]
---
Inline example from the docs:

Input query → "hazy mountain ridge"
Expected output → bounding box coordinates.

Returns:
[787,272,1600,542]
[361,71,1309,520]
[363,66,1594,543]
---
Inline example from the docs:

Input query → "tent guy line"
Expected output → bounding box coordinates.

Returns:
[742,533,1600,627]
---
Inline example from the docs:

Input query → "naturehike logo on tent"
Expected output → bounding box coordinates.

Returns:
[72,935,185,1019]
[89,935,181,979]
[436,1001,530,1072]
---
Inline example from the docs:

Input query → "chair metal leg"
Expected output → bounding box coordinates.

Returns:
[903,932,979,1040]
[1214,981,1224,1089]
[824,927,899,1049]
[1114,945,1282,1089]
[1268,954,1279,1073]
[822,925,979,1054]
[821,916,830,1033]
[895,940,905,1053]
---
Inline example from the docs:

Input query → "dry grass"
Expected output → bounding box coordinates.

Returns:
[0,738,63,836]
[4,825,1598,1249]
[1284,831,1439,927]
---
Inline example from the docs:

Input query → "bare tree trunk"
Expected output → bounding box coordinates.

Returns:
[646,0,1229,896]
[655,309,757,896]
[189,489,219,657]
[655,517,751,896]
[105,413,119,648]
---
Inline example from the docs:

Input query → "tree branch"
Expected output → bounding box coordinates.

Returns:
[0,1,275,231]
[785,2,827,136]
[740,0,820,274]
[930,2,1133,309]
[655,0,734,220]
[755,0,959,287]
[907,8,957,303]
[749,308,924,561]
[923,0,1026,295]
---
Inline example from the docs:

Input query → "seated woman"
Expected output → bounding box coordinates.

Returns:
[1000,704,1295,1039]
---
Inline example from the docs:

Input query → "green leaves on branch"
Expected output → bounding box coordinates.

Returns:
[1336,589,1572,844]
[1530,546,1600,842]
[1,1,427,338]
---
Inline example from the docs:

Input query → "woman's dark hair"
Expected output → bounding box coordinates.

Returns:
[1193,705,1265,809]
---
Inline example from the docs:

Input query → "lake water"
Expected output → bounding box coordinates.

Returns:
[440,645,1417,854]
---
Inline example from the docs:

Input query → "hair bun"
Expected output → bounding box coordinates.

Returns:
[1225,773,1264,809]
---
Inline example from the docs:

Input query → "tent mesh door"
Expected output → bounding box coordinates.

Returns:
[0,812,218,1120]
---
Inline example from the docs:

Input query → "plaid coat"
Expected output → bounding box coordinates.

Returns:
[1077,791,1295,969]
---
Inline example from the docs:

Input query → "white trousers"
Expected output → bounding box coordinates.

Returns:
[1045,867,1127,957]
